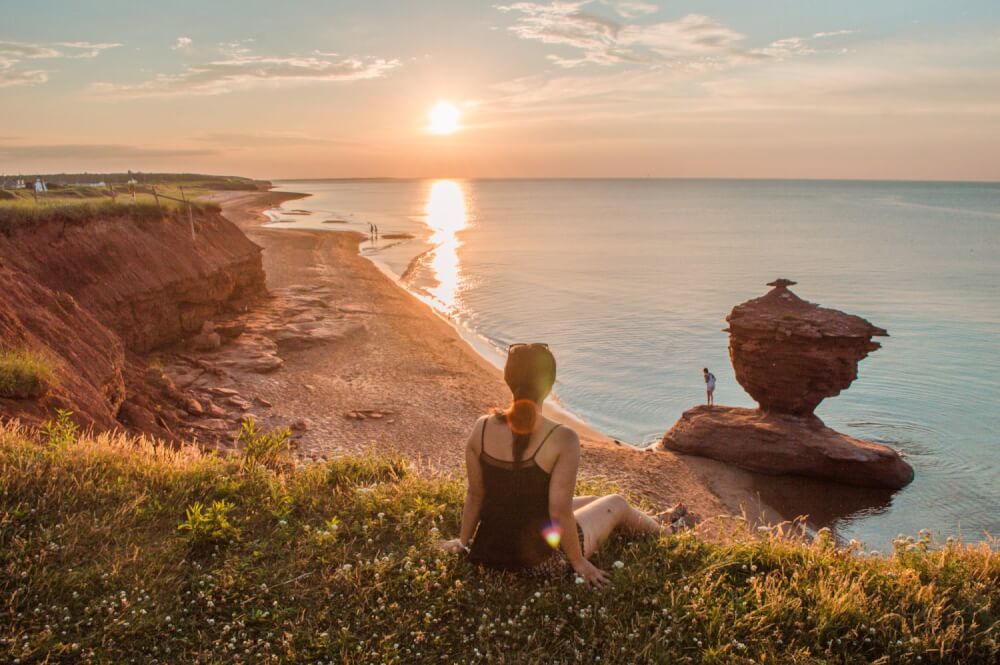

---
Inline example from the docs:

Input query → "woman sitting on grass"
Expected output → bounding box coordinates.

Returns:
[439,342,695,587]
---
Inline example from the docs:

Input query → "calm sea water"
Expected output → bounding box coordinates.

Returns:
[268,179,1000,548]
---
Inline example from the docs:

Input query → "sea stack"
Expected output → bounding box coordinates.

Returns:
[661,280,914,490]
[728,278,887,416]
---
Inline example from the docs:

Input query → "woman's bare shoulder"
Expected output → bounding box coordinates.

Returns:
[549,422,580,452]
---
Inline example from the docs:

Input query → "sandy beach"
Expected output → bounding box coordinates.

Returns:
[202,190,790,539]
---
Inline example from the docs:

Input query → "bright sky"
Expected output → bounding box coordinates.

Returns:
[1,0,998,180]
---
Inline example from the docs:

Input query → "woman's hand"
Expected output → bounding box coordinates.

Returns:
[572,558,611,588]
[436,538,467,554]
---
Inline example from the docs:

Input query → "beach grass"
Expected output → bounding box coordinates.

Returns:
[0,197,222,234]
[0,349,58,399]
[1,417,996,664]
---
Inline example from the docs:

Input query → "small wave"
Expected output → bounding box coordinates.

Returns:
[879,195,1000,220]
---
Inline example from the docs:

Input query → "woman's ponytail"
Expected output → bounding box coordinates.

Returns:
[505,398,539,467]
[499,343,556,468]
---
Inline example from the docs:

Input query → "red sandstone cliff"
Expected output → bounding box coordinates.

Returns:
[0,207,265,429]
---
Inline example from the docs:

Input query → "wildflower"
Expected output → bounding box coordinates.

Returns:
[612,561,624,569]
[574,576,584,585]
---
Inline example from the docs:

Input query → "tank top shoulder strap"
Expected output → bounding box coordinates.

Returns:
[529,424,561,460]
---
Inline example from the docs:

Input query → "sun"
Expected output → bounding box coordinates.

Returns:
[428,101,461,135]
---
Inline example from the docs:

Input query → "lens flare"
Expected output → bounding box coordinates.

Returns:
[542,523,562,549]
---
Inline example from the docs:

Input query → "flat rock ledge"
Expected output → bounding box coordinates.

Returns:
[660,405,914,490]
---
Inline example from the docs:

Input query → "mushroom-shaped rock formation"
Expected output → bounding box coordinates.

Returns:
[661,280,913,490]
[726,279,888,416]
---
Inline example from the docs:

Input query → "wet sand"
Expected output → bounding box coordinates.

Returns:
[208,190,783,540]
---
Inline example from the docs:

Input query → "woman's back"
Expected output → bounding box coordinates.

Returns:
[469,415,561,570]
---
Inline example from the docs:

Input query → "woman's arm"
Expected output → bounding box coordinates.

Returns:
[548,429,610,587]
[439,416,487,553]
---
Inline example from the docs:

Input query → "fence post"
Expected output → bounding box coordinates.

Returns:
[109,184,116,203]
[151,186,163,216]
[179,186,196,241]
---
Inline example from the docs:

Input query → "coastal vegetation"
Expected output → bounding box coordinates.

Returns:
[0,173,249,231]
[0,196,222,234]
[1,417,996,664]
[0,349,57,399]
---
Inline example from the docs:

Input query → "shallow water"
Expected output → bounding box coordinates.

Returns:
[267,178,1000,548]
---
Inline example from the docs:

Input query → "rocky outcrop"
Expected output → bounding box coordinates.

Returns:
[661,280,913,490]
[726,279,887,415]
[663,406,914,489]
[0,207,265,429]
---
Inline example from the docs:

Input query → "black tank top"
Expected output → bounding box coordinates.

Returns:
[469,417,561,571]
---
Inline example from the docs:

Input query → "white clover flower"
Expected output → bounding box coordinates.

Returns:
[613,561,625,569]
[574,576,584,585]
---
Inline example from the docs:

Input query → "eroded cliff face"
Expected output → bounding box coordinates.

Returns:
[0,208,265,428]
[3,210,264,352]
[0,265,125,430]
[726,279,888,416]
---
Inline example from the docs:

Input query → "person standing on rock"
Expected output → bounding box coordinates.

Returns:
[703,367,716,406]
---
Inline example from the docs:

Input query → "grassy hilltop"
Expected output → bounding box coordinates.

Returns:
[0,173,263,231]
[0,416,997,664]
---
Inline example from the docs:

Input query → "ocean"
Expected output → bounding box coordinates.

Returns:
[267,178,1000,548]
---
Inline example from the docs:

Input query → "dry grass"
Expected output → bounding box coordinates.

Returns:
[0,350,57,399]
[0,418,997,664]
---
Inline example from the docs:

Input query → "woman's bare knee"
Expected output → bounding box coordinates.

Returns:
[599,493,629,515]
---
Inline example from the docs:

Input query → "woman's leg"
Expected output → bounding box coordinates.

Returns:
[573,494,664,558]
[572,495,598,510]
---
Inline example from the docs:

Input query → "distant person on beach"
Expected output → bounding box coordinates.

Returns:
[703,367,716,405]
[438,343,696,586]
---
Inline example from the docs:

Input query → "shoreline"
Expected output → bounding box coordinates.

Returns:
[259,186,616,445]
[210,188,792,539]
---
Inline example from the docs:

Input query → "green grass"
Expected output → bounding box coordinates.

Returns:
[0,417,997,664]
[0,198,222,235]
[0,349,57,399]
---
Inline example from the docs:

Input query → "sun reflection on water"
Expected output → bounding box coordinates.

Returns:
[423,180,469,311]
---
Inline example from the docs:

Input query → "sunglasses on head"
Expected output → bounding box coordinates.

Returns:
[508,342,550,351]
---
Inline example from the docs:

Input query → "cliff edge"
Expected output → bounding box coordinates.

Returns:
[0,206,265,430]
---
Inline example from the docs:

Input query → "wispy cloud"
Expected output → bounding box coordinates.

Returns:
[0,41,62,59]
[194,132,358,147]
[172,36,193,51]
[0,57,48,87]
[0,143,219,160]
[0,40,120,87]
[496,1,840,68]
[605,1,658,19]
[90,45,402,98]
[53,41,122,59]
